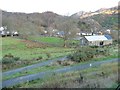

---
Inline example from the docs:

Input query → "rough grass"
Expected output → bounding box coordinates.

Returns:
[28,36,80,47]
[2,54,117,81]
[2,37,74,71]
[2,37,118,80]
[12,62,118,88]
[3,65,64,81]
[28,36,64,46]
[2,38,72,59]
[2,37,74,60]
[2,37,119,88]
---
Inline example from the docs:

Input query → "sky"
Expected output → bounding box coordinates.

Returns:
[0,0,119,15]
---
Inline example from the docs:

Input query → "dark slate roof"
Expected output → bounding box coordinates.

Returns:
[57,31,64,35]
[104,35,112,40]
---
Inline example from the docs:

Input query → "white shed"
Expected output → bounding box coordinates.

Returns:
[80,35,112,46]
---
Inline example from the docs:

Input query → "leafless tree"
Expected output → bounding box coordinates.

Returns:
[57,17,77,47]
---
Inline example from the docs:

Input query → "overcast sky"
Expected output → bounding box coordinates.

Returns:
[0,0,119,15]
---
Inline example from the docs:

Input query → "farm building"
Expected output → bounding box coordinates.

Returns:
[80,35,112,46]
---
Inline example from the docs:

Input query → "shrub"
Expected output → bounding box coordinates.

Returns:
[14,57,20,61]
[2,57,15,64]
[68,47,97,62]
[90,46,98,48]
[3,53,14,58]
[2,54,21,64]
[42,47,46,49]
[38,56,43,60]
[69,46,110,63]
[46,52,51,58]
[57,60,62,64]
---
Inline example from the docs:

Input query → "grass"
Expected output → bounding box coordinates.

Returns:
[2,37,118,81]
[2,36,119,88]
[2,48,73,71]
[28,36,64,46]
[10,62,119,88]
[2,37,74,60]
[2,53,118,81]
[28,36,80,47]
[2,37,74,71]
[3,65,64,81]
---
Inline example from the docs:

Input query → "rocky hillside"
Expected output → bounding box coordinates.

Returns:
[72,6,118,19]
[72,6,118,30]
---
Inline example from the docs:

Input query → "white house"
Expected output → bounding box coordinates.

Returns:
[11,31,19,36]
[0,27,4,31]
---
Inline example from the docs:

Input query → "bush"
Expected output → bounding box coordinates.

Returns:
[38,56,43,60]
[90,46,98,48]
[3,53,14,58]
[14,57,20,61]
[2,57,15,64]
[68,47,97,62]
[96,48,108,55]
[2,54,21,64]
[46,52,51,58]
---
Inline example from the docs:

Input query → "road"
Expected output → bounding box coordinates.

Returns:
[2,58,118,88]
[3,56,67,76]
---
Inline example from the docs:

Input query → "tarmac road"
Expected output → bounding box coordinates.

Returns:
[2,58,118,88]
[3,56,67,76]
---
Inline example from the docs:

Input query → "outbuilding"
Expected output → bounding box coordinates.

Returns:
[80,35,112,46]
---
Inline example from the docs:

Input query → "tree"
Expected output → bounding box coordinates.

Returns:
[57,17,77,47]
[77,18,102,33]
[78,21,88,32]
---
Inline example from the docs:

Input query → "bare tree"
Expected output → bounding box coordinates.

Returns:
[57,17,77,47]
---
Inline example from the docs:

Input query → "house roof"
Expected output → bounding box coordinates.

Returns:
[104,35,112,40]
[57,31,64,35]
[74,37,83,40]
[84,35,111,41]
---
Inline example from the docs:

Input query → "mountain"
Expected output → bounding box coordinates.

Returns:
[2,6,118,36]
[2,10,91,36]
[90,6,118,30]
[90,13,118,30]
[71,6,118,30]
[2,11,67,35]
[71,11,86,18]
[73,6,118,19]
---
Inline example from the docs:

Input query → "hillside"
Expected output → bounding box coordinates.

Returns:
[90,6,118,30]
[2,11,81,36]
[2,11,62,35]
[91,14,118,30]
[2,6,118,36]
[72,6,118,30]
[74,6,118,19]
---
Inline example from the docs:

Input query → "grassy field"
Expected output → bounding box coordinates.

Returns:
[2,36,118,80]
[11,62,119,88]
[28,36,64,46]
[2,44,118,82]
[28,36,80,47]
[2,37,74,71]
